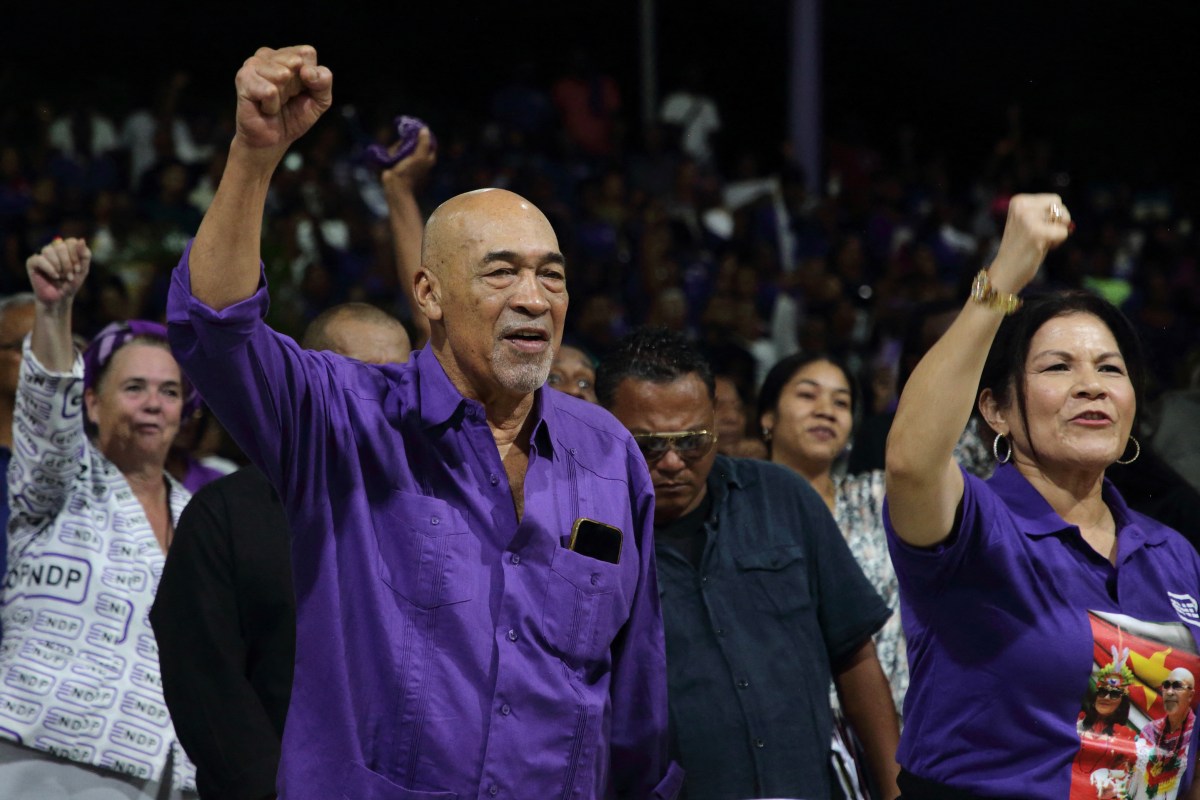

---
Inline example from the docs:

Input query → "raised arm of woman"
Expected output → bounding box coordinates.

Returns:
[26,237,89,371]
[885,194,1071,546]
[8,239,92,532]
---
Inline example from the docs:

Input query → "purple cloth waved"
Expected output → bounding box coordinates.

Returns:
[364,115,436,169]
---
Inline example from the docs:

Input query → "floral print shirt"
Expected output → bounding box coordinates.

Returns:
[834,470,908,716]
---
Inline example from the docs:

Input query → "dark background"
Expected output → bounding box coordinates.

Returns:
[3,1,1196,188]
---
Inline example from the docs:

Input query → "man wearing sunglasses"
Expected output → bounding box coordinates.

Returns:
[597,327,900,800]
[1130,668,1197,796]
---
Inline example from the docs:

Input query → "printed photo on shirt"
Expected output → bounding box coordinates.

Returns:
[1070,611,1200,800]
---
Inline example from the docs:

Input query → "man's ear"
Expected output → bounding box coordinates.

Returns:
[414,268,443,322]
[978,388,1007,436]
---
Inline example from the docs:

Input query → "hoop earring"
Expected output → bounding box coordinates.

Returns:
[993,433,1012,464]
[1115,435,1140,466]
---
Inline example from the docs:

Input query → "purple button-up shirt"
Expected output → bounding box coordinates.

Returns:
[166,245,680,800]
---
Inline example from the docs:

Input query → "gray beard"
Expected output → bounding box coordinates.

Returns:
[492,345,554,395]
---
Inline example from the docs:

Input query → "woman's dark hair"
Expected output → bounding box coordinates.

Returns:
[1080,690,1132,732]
[978,290,1146,465]
[755,353,860,450]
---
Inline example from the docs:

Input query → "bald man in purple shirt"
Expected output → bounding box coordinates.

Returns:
[165,46,680,800]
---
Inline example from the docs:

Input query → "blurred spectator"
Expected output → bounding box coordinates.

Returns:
[0,292,35,599]
[713,374,767,459]
[551,49,621,158]
[547,344,598,403]
[659,64,721,165]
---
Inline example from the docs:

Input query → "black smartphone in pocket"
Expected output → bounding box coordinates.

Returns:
[569,518,623,565]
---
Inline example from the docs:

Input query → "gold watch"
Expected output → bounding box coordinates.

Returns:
[970,270,1021,315]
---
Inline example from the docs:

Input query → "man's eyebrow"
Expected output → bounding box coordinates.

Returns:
[482,250,566,267]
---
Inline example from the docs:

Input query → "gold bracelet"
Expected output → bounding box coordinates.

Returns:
[970,269,1021,315]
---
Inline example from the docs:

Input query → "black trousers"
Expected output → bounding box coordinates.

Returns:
[897,769,1016,800]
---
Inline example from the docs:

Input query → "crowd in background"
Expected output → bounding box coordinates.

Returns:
[2,57,1198,472]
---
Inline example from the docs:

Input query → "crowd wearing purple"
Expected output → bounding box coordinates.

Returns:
[2,41,1200,800]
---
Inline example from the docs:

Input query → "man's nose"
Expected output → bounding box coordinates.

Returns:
[654,446,687,473]
[510,271,550,314]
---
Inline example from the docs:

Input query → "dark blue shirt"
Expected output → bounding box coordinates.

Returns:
[656,455,889,800]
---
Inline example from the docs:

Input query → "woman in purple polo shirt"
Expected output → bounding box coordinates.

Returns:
[885,193,1200,800]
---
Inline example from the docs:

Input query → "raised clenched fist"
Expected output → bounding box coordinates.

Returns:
[233,45,333,167]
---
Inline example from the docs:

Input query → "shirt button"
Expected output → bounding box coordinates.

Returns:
[754,737,765,748]
[569,448,577,456]
[507,629,518,642]
[510,554,521,566]
[715,628,726,637]
[737,679,749,689]
[490,473,500,486]
[488,784,499,796]
[431,516,440,526]
[700,576,709,585]
[500,704,511,716]
[590,573,600,586]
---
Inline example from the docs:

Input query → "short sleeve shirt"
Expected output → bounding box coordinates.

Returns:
[656,456,889,800]
[886,464,1200,799]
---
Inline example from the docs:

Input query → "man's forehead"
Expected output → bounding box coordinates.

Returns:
[440,189,550,228]
[616,376,714,429]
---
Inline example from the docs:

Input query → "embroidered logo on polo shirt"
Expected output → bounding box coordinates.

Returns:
[1167,592,1200,628]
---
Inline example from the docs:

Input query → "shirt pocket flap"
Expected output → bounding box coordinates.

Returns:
[543,546,626,669]
[734,544,806,572]
[371,491,477,609]
[734,545,811,613]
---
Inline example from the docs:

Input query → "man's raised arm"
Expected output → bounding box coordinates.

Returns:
[380,126,436,343]
[190,45,332,310]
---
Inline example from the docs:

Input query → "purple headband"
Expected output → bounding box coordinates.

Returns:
[83,320,200,416]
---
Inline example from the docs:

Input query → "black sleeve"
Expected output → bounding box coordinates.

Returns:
[151,470,285,800]
[805,488,890,668]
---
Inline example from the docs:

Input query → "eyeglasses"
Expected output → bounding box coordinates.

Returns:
[1095,687,1126,699]
[632,430,717,462]
[1161,680,1193,692]
[547,373,593,392]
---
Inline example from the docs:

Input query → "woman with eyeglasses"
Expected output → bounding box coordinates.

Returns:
[0,239,197,798]
[883,193,1200,799]
[546,344,598,403]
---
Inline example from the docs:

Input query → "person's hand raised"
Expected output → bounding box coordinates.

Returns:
[26,238,90,310]
[381,127,437,193]
[988,193,1073,293]
[233,45,333,168]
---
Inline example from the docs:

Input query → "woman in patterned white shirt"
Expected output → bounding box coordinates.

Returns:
[0,237,197,798]
[757,353,909,717]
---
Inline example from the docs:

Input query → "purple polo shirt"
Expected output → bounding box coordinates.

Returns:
[166,245,680,800]
[886,464,1200,798]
